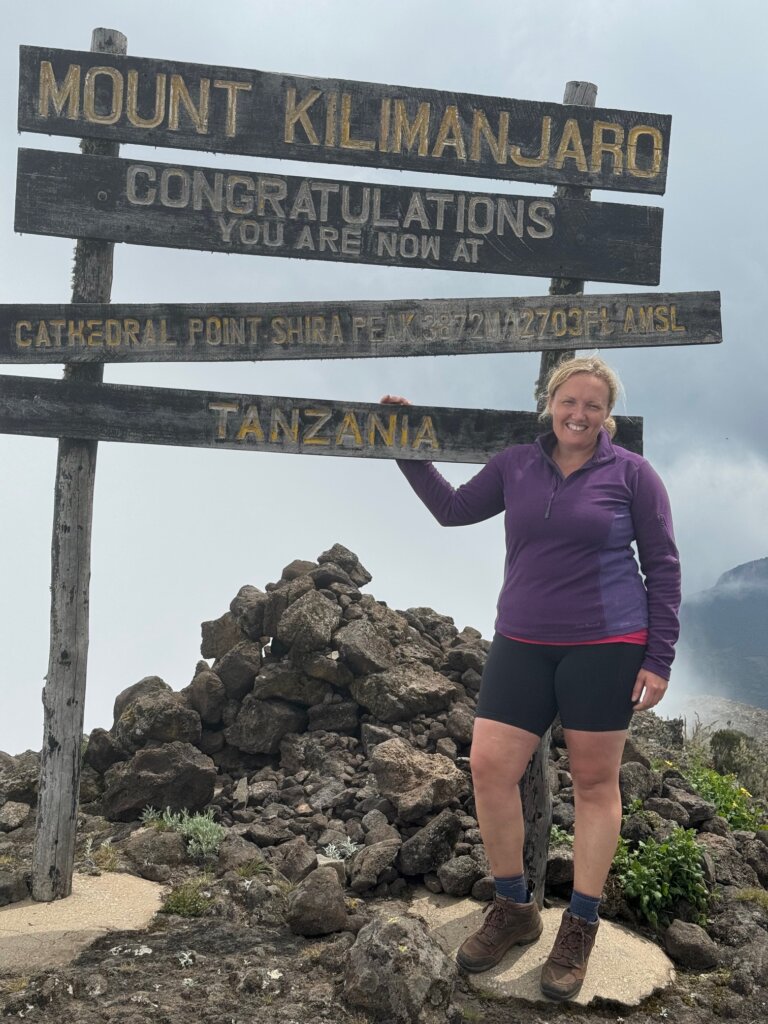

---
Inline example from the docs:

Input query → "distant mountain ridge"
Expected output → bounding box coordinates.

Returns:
[679,557,768,708]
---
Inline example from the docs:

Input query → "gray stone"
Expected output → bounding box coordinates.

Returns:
[200,611,244,659]
[308,701,359,733]
[286,865,349,936]
[370,738,467,823]
[0,868,30,907]
[334,620,393,674]
[301,652,354,688]
[113,691,201,754]
[437,855,484,896]
[230,585,269,640]
[0,749,39,802]
[101,742,216,822]
[263,577,316,636]
[444,645,487,675]
[618,761,658,808]
[398,809,462,876]
[360,722,398,758]
[0,801,30,832]
[309,563,355,589]
[318,544,372,587]
[224,695,307,755]
[444,703,474,746]
[216,833,265,875]
[664,919,720,969]
[281,558,318,581]
[112,676,171,726]
[83,728,129,773]
[696,833,759,887]
[643,797,689,826]
[664,786,717,826]
[344,913,456,1023]
[276,590,342,656]
[348,839,401,893]
[213,641,263,701]
[268,836,318,883]
[743,838,768,887]
[252,662,333,707]
[546,845,575,887]
[351,665,456,723]
[122,827,187,868]
[181,667,227,726]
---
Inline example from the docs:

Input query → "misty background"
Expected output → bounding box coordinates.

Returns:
[1,0,765,754]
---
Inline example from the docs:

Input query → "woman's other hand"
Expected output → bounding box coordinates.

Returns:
[379,395,412,406]
[631,669,668,711]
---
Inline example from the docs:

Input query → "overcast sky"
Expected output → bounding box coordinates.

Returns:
[1,0,765,755]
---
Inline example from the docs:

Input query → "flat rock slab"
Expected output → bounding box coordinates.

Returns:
[409,891,675,1007]
[0,872,163,977]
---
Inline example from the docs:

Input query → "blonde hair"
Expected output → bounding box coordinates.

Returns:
[540,356,623,438]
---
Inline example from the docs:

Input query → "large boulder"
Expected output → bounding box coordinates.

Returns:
[113,690,201,754]
[101,742,216,821]
[229,585,269,641]
[83,728,129,773]
[200,611,244,659]
[318,544,372,587]
[398,809,462,876]
[276,590,342,656]
[0,750,41,805]
[370,738,467,823]
[181,665,228,726]
[285,865,349,936]
[224,695,307,754]
[344,914,456,1023]
[334,620,393,674]
[252,662,333,707]
[112,676,171,726]
[350,666,456,723]
[348,839,401,893]
[213,641,263,701]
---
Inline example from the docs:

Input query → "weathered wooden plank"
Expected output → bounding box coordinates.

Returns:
[0,292,721,364]
[0,375,643,459]
[18,45,671,194]
[14,150,664,286]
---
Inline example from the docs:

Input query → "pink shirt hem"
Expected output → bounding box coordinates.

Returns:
[503,629,648,646]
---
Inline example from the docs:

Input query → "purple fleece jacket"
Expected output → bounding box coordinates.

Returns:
[398,429,681,680]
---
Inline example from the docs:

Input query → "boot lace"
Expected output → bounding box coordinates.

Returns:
[549,916,590,967]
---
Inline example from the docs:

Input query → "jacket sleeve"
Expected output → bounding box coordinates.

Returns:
[631,460,682,680]
[396,454,506,526]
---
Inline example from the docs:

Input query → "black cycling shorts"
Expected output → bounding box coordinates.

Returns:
[476,633,647,735]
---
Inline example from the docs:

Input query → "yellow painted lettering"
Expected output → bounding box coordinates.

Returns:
[14,322,32,347]
[413,416,439,450]
[626,125,663,178]
[168,74,210,134]
[392,100,430,157]
[270,408,300,442]
[509,116,552,167]
[212,79,251,137]
[303,408,332,445]
[432,105,466,159]
[283,87,321,145]
[38,61,80,119]
[367,412,397,447]
[670,305,686,332]
[210,401,239,439]
[83,66,123,125]
[340,93,375,150]
[553,119,588,171]
[335,411,363,446]
[126,70,166,128]
[470,108,509,164]
[591,121,624,174]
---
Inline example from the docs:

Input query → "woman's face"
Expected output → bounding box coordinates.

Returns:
[548,373,611,455]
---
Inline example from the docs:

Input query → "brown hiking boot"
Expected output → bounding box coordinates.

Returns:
[456,895,543,972]
[540,909,599,1001]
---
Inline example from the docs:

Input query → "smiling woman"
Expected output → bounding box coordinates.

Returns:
[385,354,681,1000]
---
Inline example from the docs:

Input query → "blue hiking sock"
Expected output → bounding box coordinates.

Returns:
[569,889,601,923]
[494,873,529,904]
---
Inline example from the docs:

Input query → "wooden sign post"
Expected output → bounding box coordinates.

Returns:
[29,28,126,903]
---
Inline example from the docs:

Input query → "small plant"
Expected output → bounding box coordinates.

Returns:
[236,858,273,879]
[322,836,360,860]
[684,762,766,831]
[141,806,227,859]
[612,827,709,928]
[734,887,768,911]
[161,877,214,917]
[549,824,574,847]
[81,836,120,872]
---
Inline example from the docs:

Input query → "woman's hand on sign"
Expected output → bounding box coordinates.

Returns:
[380,394,412,406]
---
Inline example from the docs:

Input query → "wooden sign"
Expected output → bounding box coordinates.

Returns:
[0,375,643,461]
[18,45,671,194]
[15,149,664,285]
[0,292,722,364]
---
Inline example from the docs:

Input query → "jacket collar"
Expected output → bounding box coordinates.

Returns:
[536,427,616,469]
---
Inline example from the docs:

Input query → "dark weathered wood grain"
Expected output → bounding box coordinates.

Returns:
[14,150,664,285]
[0,375,644,460]
[18,45,671,194]
[30,27,126,906]
[0,292,721,364]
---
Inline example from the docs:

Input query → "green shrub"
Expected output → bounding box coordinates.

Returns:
[161,877,213,917]
[684,762,766,831]
[612,827,709,928]
[141,806,227,859]
[549,825,573,847]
